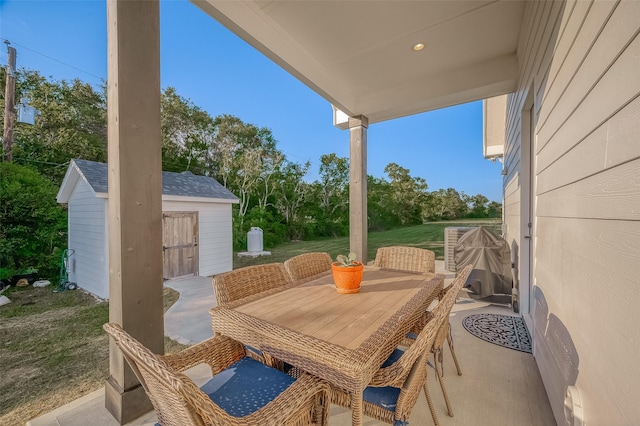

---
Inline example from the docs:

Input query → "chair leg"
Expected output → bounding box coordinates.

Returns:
[423,381,440,426]
[432,344,445,381]
[263,353,288,372]
[447,329,462,376]
[314,389,329,426]
[434,349,454,417]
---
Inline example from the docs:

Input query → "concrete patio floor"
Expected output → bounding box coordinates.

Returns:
[28,262,555,426]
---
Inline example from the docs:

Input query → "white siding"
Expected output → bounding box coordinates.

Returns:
[163,201,233,277]
[503,1,640,424]
[68,180,108,299]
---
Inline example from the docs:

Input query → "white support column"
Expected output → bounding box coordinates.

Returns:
[349,115,369,263]
[105,0,163,423]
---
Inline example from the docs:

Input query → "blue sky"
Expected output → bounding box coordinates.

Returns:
[0,0,503,201]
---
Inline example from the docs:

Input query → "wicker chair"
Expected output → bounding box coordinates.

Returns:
[375,245,463,419]
[212,263,293,365]
[103,323,329,426]
[284,252,333,282]
[212,263,292,306]
[329,265,470,426]
[373,246,436,274]
[404,264,473,424]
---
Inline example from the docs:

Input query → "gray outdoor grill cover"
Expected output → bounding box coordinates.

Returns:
[454,226,512,297]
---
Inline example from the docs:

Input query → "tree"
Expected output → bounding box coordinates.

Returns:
[467,194,489,217]
[487,201,502,218]
[367,175,398,231]
[384,163,428,225]
[6,69,107,183]
[160,87,216,175]
[309,153,350,237]
[211,115,284,229]
[317,153,349,215]
[255,150,284,210]
[273,160,312,239]
[424,188,469,220]
[0,162,67,279]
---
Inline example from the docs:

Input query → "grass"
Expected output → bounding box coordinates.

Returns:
[235,219,501,268]
[0,285,187,426]
[0,219,498,425]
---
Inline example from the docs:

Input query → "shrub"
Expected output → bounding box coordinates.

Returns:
[0,162,67,280]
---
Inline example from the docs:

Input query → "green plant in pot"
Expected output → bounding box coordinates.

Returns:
[331,252,364,294]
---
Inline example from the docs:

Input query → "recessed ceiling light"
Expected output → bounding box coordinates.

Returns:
[412,43,425,52]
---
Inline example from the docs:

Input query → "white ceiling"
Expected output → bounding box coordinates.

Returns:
[193,0,525,125]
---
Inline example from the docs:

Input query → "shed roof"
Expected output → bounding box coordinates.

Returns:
[57,159,239,203]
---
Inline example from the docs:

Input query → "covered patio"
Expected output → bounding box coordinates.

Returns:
[29,262,554,425]
[103,0,640,425]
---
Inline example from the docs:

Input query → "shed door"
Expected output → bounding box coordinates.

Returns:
[162,212,198,280]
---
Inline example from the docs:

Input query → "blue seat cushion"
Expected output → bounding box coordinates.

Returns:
[406,331,418,340]
[200,357,295,417]
[364,385,401,411]
[381,348,404,367]
[363,348,405,411]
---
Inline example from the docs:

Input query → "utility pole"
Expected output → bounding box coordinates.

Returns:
[3,41,16,162]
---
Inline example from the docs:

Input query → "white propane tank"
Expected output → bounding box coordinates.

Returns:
[247,227,264,252]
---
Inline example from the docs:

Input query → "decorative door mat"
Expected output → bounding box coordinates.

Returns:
[462,313,532,353]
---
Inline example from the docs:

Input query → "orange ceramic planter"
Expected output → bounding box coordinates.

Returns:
[331,262,364,294]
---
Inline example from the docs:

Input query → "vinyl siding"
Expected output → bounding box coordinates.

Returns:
[503,0,640,424]
[68,180,108,299]
[66,191,233,299]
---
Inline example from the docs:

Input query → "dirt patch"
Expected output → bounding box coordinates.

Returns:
[2,366,42,386]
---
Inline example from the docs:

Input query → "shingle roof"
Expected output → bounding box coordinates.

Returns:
[72,159,238,201]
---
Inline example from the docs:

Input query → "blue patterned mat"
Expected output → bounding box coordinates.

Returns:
[462,314,532,353]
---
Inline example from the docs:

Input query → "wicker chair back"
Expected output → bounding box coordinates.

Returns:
[213,263,292,305]
[284,252,333,282]
[373,246,436,274]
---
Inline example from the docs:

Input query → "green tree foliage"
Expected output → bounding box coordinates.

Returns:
[384,163,428,225]
[423,188,469,220]
[212,115,283,220]
[0,162,67,279]
[245,206,287,248]
[487,201,502,218]
[273,160,312,240]
[467,194,490,217]
[7,69,107,182]
[161,87,216,174]
[309,154,350,237]
[367,175,398,231]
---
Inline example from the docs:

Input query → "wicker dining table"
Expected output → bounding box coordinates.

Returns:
[210,267,444,426]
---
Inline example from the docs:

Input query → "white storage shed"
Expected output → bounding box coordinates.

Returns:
[56,159,239,299]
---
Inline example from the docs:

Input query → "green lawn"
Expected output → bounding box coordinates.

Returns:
[235,219,501,268]
[0,286,187,426]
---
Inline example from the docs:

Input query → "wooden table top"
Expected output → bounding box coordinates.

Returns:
[235,268,439,350]
[211,268,443,373]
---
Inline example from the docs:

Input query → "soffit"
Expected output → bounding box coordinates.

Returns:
[193,0,524,124]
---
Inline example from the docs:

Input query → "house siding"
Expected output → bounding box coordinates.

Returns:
[503,1,640,424]
[68,180,108,299]
[163,201,233,277]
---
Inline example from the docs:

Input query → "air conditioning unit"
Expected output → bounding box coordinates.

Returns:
[444,227,477,272]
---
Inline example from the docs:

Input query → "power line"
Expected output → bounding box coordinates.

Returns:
[0,38,105,82]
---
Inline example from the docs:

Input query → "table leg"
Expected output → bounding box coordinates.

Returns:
[351,389,363,426]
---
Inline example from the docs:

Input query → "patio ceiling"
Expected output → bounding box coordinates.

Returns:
[192,0,525,124]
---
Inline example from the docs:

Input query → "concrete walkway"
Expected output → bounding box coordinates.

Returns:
[163,276,216,344]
